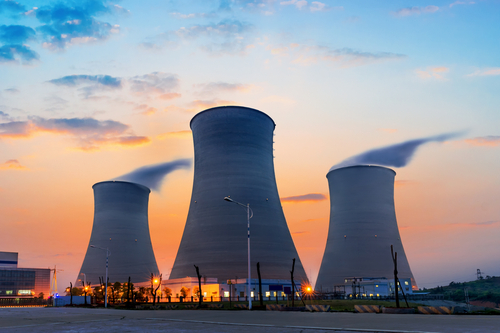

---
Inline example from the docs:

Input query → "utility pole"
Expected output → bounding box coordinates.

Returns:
[391,245,400,308]
[194,265,202,306]
[290,258,295,307]
[257,262,263,306]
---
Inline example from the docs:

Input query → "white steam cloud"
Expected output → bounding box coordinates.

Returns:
[113,159,192,191]
[330,132,464,172]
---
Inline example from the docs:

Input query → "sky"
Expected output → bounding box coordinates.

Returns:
[1,0,499,293]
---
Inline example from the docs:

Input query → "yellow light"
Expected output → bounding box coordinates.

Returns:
[306,287,311,292]
[154,279,158,284]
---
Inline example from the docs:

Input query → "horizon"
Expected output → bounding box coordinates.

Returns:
[1,0,499,294]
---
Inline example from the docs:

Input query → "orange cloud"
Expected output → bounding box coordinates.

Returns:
[0,117,150,151]
[157,130,191,140]
[464,136,500,147]
[281,193,327,203]
[292,231,311,236]
[467,68,500,77]
[141,107,157,116]
[159,92,182,100]
[395,180,417,187]
[0,159,28,170]
[186,99,236,113]
[415,67,449,80]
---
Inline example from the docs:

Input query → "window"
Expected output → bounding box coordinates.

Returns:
[6,290,13,295]
[265,291,270,297]
[224,291,229,297]
[251,291,254,297]
[375,285,378,288]
[404,281,409,285]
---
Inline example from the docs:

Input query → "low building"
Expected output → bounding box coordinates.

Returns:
[341,277,414,297]
[163,277,304,300]
[0,252,50,299]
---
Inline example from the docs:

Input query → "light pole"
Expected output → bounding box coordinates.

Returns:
[224,196,253,310]
[90,245,110,308]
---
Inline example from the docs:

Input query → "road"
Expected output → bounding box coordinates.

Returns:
[0,307,499,332]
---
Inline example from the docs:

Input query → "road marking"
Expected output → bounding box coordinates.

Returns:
[146,318,439,333]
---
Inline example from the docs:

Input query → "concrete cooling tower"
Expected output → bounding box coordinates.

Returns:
[315,165,416,291]
[170,106,308,282]
[76,181,159,286]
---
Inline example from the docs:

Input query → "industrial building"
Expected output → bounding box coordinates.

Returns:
[170,106,308,283]
[315,165,416,293]
[0,252,50,298]
[76,181,160,287]
[163,277,303,300]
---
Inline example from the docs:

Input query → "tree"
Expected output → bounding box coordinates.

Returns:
[150,273,162,306]
[37,292,44,299]
[162,287,172,298]
[193,286,200,297]
[180,286,190,298]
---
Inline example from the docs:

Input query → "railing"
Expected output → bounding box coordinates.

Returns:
[0,298,51,307]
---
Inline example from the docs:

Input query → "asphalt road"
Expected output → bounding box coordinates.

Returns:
[0,307,499,333]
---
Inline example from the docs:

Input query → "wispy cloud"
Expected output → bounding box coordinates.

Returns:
[157,130,191,140]
[463,136,500,147]
[170,12,217,19]
[0,25,36,44]
[175,19,254,55]
[292,230,311,235]
[48,74,122,98]
[0,159,27,170]
[467,68,500,77]
[280,0,339,12]
[268,43,406,67]
[129,72,180,97]
[135,104,158,116]
[281,193,327,203]
[415,66,449,80]
[392,5,439,17]
[0,117,150,151]
[0,111,9,120]
[34,0,124,51]
[0,44,39,64]
[186,99,236,112]
[0,0,26,14]
[196,82,254,95]
[449,1,475,8]
[395,180,417,187]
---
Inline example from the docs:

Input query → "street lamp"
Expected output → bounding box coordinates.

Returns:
[90,245,110,308]
[224,196,253,310]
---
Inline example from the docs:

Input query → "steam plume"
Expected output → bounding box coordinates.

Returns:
[330,132,464,171]
[113,159,192,191]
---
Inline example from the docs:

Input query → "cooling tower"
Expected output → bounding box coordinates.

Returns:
[76,181,159,286]
[170,106,308,282]
[315,165,416,291]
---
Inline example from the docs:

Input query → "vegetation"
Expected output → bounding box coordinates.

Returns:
[180,286,190,298]
[425,276,500,305]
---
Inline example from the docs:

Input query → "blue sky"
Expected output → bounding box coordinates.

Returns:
[1,0,500,291]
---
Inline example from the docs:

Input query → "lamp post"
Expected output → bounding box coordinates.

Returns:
[90,245,110,308]
[224,196,253,310]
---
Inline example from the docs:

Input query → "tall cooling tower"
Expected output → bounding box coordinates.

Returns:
[170,106,308,282]
[76,181,159,286]
[315,165,416,291]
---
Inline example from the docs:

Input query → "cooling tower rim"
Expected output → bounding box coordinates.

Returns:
[326,164,396,178]
[190,105,276,129]
[93,180,151,193]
